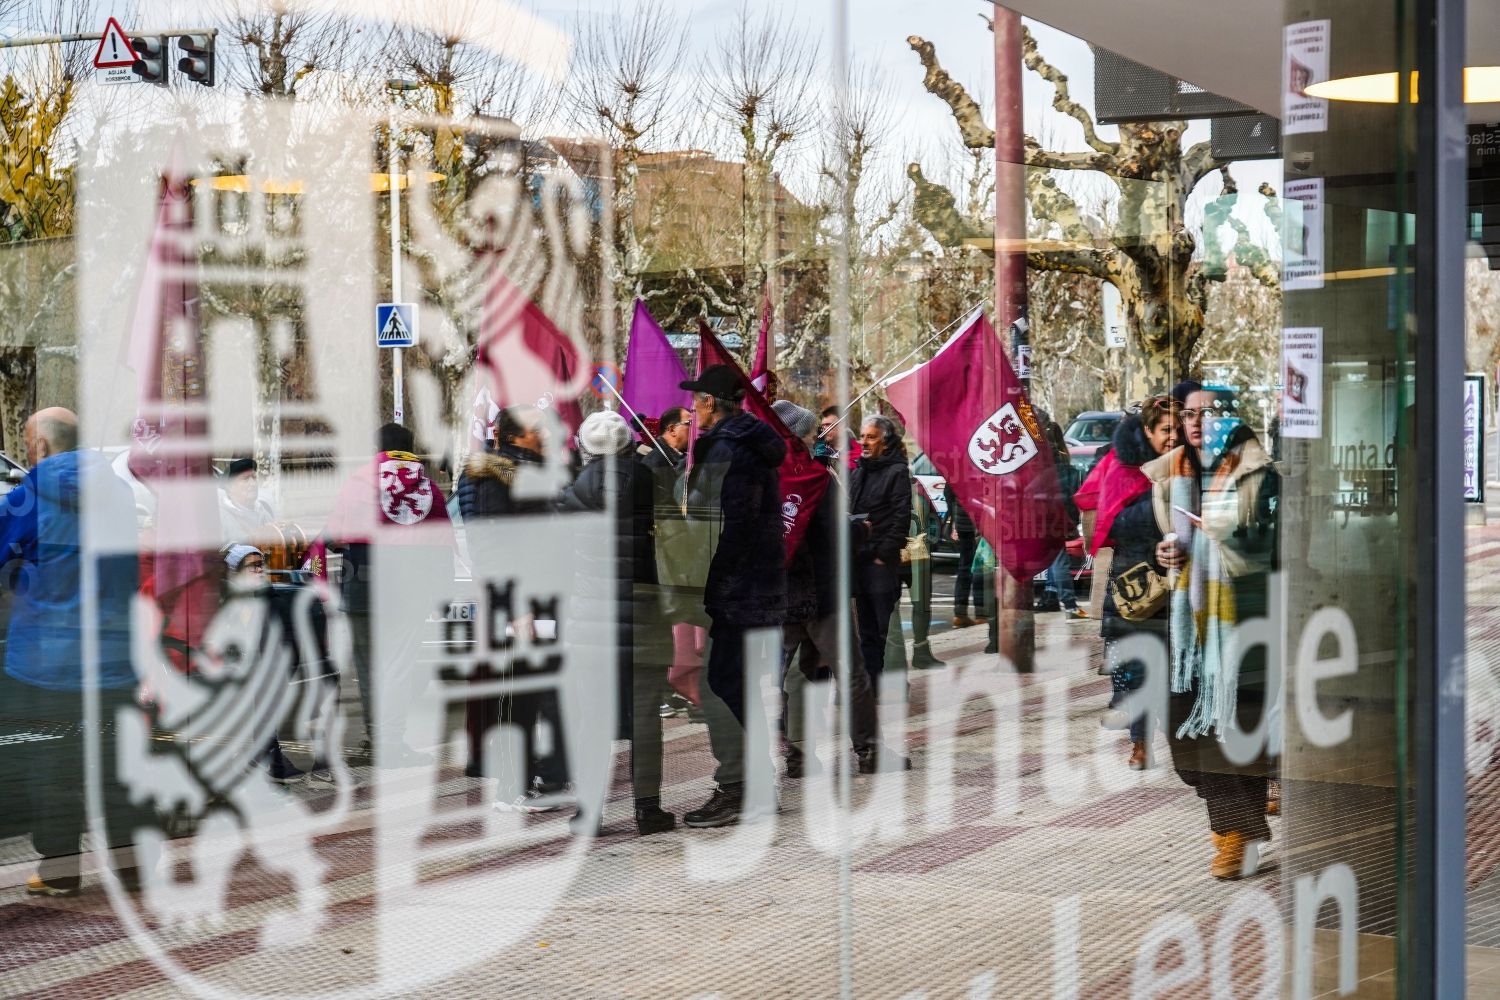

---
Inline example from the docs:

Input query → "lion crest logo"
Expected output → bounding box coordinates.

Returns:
[967,403,1039,476]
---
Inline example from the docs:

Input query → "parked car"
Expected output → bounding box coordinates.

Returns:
[1064,410,1124,472]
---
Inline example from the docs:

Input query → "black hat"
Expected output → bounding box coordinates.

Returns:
[1170,380,1203,406]
[679,364,745,401]
[226,456,257,478]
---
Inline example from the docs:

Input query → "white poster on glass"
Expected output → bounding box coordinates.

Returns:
[1282,326,1323,438]
[1284,19,1330,135]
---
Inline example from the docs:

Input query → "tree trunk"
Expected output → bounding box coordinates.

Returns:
[0,346,36,459]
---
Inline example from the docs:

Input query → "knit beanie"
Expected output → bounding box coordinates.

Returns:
[577,410,634,458]
[771,399,816,440]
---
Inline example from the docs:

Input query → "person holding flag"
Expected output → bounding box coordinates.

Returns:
[676,364,787,828]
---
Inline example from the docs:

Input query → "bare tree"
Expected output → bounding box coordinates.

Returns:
[568,1,687,333]
[680,2,819,353]
[908,16,1281,387]
[217,0,351,100]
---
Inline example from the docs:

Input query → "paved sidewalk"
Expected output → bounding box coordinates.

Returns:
[6,541,1500,997]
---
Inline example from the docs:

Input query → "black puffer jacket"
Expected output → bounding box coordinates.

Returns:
[554,451,657,589]
[848,451,912,585]
[456,444,549,520]
[1101,414,1167,639]
[684,411,788,627]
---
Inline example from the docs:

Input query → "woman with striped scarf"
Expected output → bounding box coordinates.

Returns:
[1152,385,1279,880]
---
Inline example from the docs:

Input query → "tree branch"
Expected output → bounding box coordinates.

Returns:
[1023,139,1118,173]
[1020,26,1116,156]
[1182,140,1220,190]
[1027,247,1116,282]
[906,35,994,150]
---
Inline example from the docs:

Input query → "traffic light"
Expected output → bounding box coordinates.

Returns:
[178,33,215,87]
[130,35,169,85]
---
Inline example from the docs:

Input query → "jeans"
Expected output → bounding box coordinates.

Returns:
[954,532,980,616]
[1044,548,1078,609]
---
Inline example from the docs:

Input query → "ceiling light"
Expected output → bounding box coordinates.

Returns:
[1305,66,1500,103]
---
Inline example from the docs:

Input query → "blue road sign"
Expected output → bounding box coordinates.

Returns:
[376,302,417,348]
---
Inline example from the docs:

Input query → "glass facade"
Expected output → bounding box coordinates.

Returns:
[0,0,1478,995]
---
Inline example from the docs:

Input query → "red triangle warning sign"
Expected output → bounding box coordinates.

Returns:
[93,17,134,68]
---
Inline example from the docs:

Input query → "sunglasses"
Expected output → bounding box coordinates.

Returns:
[1128,394,1175,415]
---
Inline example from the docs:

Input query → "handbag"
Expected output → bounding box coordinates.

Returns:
[900,532,930,566]
[1109,560,1170,621]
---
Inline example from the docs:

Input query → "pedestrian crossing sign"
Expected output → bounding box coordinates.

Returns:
[376,302,417,348]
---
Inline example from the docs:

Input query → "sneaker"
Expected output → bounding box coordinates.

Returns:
[494,781,574,815]
[658,701,677,719]
[261,744,305,785]
[683,786,743,828]
[1066,606,1089,620]
[856,745,913,774]
[26,874,80,898]
[950,615,976,628]
[1034,595,1061,613]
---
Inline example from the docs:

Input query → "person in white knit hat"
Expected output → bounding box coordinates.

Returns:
[555,408,677,835]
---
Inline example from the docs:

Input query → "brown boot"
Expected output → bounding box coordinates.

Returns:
[1127,741,1149,770]
[1210,831,1250,880]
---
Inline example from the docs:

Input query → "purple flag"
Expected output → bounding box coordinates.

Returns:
[621,299,690,429]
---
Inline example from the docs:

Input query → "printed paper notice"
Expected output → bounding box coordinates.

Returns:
[1283,20,1330,135]
[1281,327,1322,438]
[1283,178,1325,291]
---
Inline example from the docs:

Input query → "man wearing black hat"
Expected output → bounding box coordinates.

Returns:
[675,364,787,827]
[219,456,275,544]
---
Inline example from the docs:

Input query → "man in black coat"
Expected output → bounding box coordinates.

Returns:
[849,415,912,688]
[677,365,786,828]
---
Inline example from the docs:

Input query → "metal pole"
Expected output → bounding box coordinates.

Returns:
[1412,0,1466,989]
[0,27,217,51]
[597,374,674,465]
[387,94,405,425]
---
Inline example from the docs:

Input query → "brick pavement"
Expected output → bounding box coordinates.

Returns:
[4,535,1500,996]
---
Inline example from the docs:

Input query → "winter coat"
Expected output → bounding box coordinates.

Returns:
[0,449,138,691]
[683,410,787,627]
[554,450,657,592]
[1100,415,1169,640]
[848,450,912,594]
[456,444,549,521]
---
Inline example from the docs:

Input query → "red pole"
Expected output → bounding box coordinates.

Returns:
[993,7,1035,672]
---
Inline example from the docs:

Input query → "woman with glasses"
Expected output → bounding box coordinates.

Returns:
[1153,383,1279,880]
[1094,395,1180,770]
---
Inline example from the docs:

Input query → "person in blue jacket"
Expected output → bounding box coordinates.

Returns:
[0,407,146,896]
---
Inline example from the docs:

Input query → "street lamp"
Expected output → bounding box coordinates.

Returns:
[386,78,422,425]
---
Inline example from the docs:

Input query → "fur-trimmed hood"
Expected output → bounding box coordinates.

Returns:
[462,444,542,486]
[1111,413,1159,469]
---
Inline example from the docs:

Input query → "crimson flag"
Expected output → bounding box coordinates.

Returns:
[884,308,1067,580]
[474,255,585,439]
[695,320,827,565]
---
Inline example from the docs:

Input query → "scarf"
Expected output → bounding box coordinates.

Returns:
[1169,446,1241,740]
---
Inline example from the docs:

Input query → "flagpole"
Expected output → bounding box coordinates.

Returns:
[825,304,983,433]
[599,373,675,465]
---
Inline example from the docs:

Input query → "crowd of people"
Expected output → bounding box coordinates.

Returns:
[0,367,1278,897]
